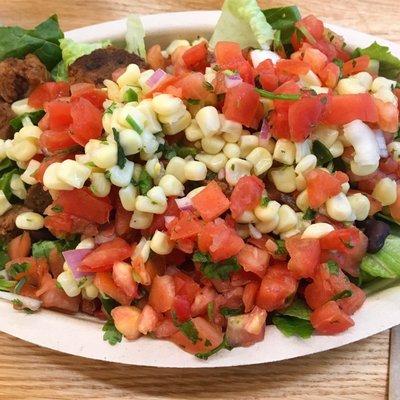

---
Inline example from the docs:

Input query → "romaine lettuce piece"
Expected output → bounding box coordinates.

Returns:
[125,14,146,59]
[209,0,274,49]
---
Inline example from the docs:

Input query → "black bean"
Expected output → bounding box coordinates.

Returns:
[29,228,56,243]
[363,219,390,253]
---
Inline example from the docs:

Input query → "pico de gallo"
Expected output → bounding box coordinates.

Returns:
[0,0,400,360]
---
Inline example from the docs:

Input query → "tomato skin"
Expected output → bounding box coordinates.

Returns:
[112,261,138,298]
[7,232,31,260]
[94,271,133,306]
[39,129,77,152]
[175,72,215,102]
[170,316,223,354]
[81,238,132,272]
[302,47,327,74]
[215,41,245,69]
[337,283,366,315]
[286,236,320,279]
[276,59,310,76]
[237,244,269,278]
[242,281,260,313]
[147,44,166,70]
[255,60,279,91]
[111,306,141,340]
[192,181,230,221]
[256,264,298,311]
[322,93,378,125]
[288,94,328,141]
[230,176,264,219]
[342,55,370,77]
[319,62,340,88]
[182,42,208,73]
[70,84,107,109]
[198,219,245,262]
[45,100,72,131]
[54,188,112,224]
[168,211,203,240]
[191,286,217,317]
[148,275,176,313]
[223,82,262,128]
[138,304,160,335]
[225,306,267,348]
[296,15,324,40]
[374,98,399,133]
[310,301,354,334]
[28,82,70,108]
[39,281,81,313]
[304,263,351,309]
[70,97,103,146]
[306,169,343,209]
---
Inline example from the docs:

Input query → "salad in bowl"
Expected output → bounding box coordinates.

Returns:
[0,0,400,361]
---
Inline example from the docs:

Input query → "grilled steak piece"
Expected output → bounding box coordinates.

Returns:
[24,184,52,214]
[0,101,14,139]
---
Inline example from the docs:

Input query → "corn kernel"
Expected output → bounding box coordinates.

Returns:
[195,106,221,137]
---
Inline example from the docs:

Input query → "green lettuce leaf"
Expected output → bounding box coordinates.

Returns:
[263,6,301,45]
[0,15,63,70]
[209,0,274,49]
[125,14,146,59]
[272,315,314,339]
[353,42,400,81]
[52,38,111,81]
[361,234,400,278]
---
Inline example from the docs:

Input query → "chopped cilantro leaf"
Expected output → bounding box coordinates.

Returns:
[172,313,200,344]
[105,102,117,114]
[193,252,240,280]
[207,301,215,321]
[256,87,300,101]
[220,307,244,317]
[8,262,29,279]
[11,299,23,308]
[99,294,119,315]
[312,140,333,166]
[195,335,233,360]
[327,260,339,275]
[51,205,63,213]
[272,315,314,339]
[332,289,353,301]
[113,128,127,169]
[9,110,45,132]
[0,278,16,292]
[0,241,10,271]
[260,196,270,207]
[275,240,287,255]
[204,339,212,347]
[202,81,214,92]
[159,142,197,160]
[102,319,122,345]
[303,208,316,220]
[13,277,27,294]
[32,238,79,259]
[187,98,200,105]
[126,115,143,134]
[280,298,312,321]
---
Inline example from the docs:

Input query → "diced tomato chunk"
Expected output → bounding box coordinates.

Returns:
[215,41,246,69]
[192,181,230,221]
[337,283,366,315]
[28,82,70,108]
[306,169,343,209]
[53,188,112,225]
[94,272,133,305]
[81,238,132,272]
[276,59,310,76]
[198,219,244,262]
[342,55,370,77]
[45,100,72,131]
[310,301,354,334]
[302,47,327,74]
[296,15,325,40]
[70,84,107,109]
[170,317,223,354]
[111,306,141,339]
[230,176,264,219]
[112,261,138,298]
[286,236,320,279]
[138,304,160,335]
[39,129,77,152]
[148,275,176,313]
[375,98,399,133]
[223,82,262,128]
[255,59,279,91]
[242,281,259,313]
[319,62,340,88]
[168,211,203,240]
[322,93,378,125]
[182,42,208,73]
[237,244,269,278]
[256,264,297,311]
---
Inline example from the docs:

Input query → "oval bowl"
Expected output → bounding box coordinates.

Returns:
[1,10,400,368]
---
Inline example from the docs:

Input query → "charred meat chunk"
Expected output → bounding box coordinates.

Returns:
[0,101,15,139]
[24,184,53,214]
[0,205,31,241]
[0,54,50,103]
[68,47,146,87]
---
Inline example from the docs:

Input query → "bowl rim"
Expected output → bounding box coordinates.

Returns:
[1,10,400,368]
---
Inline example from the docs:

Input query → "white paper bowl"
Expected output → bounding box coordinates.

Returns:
[1,11,400,368]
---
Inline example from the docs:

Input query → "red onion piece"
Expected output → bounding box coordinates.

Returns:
[164,216,176,225]
[260,118,271,140]
[225,74,243,89]
[175,197,193,210]
[375,130,389,158]
[146,69,167,88]
[95,231,116,245]
[248,223,262,239]
[62,249,93,279]
[218,168,225,180]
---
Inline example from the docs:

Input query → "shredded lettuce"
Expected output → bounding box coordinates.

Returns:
[52,38,111,81]
[125,14,146,59]
[209,0,274,49]
[361,234,400,279]
[0,15,63,70]
[353,42,400,81]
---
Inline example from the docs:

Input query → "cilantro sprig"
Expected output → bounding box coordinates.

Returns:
[192,252,240,280]
[102,320,122,345]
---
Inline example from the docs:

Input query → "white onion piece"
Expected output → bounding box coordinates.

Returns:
[248,223,262,239]
[250,49,281,68]
[375,130,389,158]
[0,291,42,311]
[175,196,193,210]
[225,74,243,89]
[343,120,380,166]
